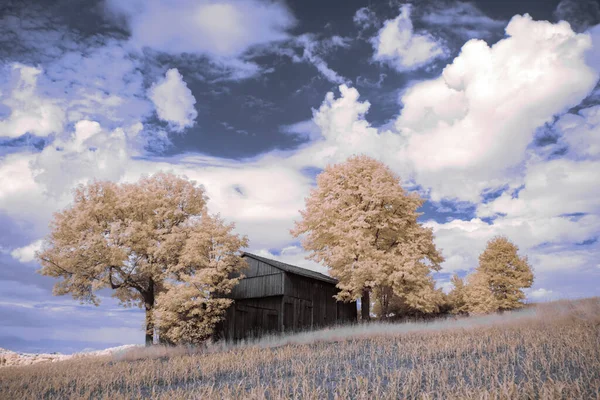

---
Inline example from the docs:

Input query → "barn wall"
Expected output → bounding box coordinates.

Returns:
[230,257,284,299]
[282,273,356,332]
[217,296,283,341]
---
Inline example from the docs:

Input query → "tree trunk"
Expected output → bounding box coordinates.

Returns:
[361,289,371,322]
[144,279,155,346]
[145,305,154,346]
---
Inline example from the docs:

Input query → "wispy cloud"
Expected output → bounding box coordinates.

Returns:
[421,2,506,39]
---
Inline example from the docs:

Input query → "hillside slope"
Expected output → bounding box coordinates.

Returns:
[1,299,599,399]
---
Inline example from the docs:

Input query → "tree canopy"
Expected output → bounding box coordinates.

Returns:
[478,236,534,311]
[292,155,444,320]
[448,236,534,315]
[37,172,248,345]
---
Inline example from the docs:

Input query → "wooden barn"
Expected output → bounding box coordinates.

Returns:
[215,252,357,341]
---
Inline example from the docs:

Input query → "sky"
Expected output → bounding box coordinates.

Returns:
[1,0,599,354]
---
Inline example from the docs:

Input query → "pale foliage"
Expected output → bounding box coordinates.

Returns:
[292,155,444,314]
[477,236,534,311]
[154,213,248,345]
[373,285,447,319]
[448,274,468,315]
[155,286,233,345]
[449,236,534,315]
[462,272,499,315]
[37,172,248,344]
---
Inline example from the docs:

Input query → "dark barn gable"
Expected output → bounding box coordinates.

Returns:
[215,253,357,341]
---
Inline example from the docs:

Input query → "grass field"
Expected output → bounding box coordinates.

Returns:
[1,298,599,399]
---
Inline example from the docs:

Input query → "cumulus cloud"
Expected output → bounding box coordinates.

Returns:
[287,85,406,174]
[372,4,447,71]
[396,14,599,201]
[32,120,141,197]
[0,64,65,138]
[148,69,198,132]
[106,0,295,57]
[10,240,43,263]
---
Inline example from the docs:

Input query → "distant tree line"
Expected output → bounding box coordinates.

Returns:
[36,156,533,345]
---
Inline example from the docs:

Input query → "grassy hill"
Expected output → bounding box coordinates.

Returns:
[1,298,599,399]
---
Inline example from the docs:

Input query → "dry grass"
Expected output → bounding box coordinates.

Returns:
[1,298,599,399]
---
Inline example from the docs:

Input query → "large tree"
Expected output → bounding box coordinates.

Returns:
[37,172,248,345]
[292,155,444,320]
[477,236,534,311]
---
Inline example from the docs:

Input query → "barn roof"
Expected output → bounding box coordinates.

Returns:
[241,252,338,285]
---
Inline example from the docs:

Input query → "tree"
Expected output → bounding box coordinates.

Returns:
[37,172,248,345]
[477,236,534,311]
[448,274,468,315]
[291,155,444,320]
[154,213,248,345]
[462,272,498,315]
[373,283,447,320]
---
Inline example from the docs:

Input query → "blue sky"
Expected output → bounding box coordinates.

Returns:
[1,0,599,353]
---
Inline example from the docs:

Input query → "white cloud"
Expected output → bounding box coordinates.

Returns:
[280,119,321,141]
[44,41,153,128]
[254,245,329,275]
[285,15,599,206]
[106,0,295,58]
[32,120,141,197]
[424,213,600,275]
[477,159,600,220]
[149,69,198,132]
[529,244,600,273]
[286,85,408,175]
[422,2,506,38]
[527,288,556,301]
[0,152,68,234]
[421,139,600,277]
[372,4,447,71]
[10,240,43,263]
[396,14,599,201]
[0,64,65,138]
[295,35,348,84]
[557,105,600,159]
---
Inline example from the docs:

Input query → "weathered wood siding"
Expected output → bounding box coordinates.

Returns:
[217,296,282,341]
[230,257,284,299]
[282,272,357,332]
